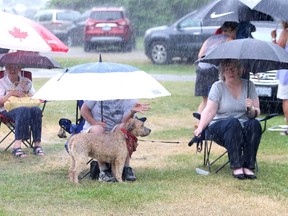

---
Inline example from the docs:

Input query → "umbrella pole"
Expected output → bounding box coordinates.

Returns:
[247,70,250,99]
[101,101,103,122]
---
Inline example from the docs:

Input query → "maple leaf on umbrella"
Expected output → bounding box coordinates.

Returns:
[8,27,28,41]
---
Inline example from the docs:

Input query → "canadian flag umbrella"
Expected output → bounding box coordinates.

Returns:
[0,11,69,53]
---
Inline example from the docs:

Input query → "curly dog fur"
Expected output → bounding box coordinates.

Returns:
[68,118,151,184]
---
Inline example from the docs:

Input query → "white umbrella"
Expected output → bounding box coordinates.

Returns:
[33,61,171,101]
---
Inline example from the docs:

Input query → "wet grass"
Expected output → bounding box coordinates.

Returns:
[0,64,287,215]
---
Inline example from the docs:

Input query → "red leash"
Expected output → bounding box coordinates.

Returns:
[120,128,138,157]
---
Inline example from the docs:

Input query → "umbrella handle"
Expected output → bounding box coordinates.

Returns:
[101,101,103,122]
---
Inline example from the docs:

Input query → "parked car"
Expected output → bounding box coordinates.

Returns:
[66,10,91,46]
[144,10,279,65]
[144,10,217,65]
[0,48,9,54]
[84,7,135,52]
[34,9,81,44]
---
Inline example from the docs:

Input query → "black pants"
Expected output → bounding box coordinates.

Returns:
[207,118,262,170]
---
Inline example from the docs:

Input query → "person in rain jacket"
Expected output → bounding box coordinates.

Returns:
[194,59,261,180]
[271,21,288,135]
[81,100,150,182]
[0,64,44,158]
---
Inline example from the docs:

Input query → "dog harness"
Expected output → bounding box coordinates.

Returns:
[120,128,138,157]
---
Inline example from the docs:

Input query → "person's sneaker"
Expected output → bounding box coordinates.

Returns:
[98,170,116,182]
[122,167,137,181]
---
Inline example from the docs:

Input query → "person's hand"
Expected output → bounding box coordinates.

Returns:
[9,90,26,98]
[95,121,106,128]
[194,127,202,137]
[131,103,150,113]
[271,29,277,38]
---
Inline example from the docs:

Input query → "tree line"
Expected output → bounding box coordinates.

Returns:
[47,0,212,35]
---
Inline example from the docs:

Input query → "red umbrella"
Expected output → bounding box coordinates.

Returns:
[0,51,62,69]
[0,11,69,53]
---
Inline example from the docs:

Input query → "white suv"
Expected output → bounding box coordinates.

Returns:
[250,71,282,112]
[34,9,81,44]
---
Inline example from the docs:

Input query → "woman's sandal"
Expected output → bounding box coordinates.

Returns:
[12,148,27,158]
[33,146,45,156]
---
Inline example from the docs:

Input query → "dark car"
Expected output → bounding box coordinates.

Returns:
[144,10,218,64]
[144,10,279,65]
[66,10,91,46]
[84,7,135,52]
[0,48,9,54]
[34,9,81,44]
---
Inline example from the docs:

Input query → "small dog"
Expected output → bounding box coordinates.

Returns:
[68,118,151,184]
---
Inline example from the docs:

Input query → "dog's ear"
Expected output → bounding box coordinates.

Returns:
[136,116,147,122]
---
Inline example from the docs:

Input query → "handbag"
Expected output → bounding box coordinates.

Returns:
[4,96,41,112]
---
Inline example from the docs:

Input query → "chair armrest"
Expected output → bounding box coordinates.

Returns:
[193,112,201,120]
[257,113,278,122]
[257,113,278,134]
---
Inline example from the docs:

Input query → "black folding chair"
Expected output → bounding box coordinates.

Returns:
[189,112,278,173]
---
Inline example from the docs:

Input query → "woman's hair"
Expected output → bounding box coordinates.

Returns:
[221,22,238,32]
[218,59,242,81]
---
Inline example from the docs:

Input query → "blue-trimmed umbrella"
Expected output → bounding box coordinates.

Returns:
[33,59,171,101]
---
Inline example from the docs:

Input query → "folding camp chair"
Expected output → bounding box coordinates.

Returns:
[58,100,84,148]
[0,70,47,151]
[189,112,278,173]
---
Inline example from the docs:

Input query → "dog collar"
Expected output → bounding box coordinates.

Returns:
[120,128,138,157]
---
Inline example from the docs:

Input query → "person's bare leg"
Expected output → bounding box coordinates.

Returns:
[282,99,288,134]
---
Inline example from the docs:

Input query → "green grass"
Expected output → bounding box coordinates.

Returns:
[0,53,287,215]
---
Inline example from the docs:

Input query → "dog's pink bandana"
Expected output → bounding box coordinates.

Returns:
[120,128,138,157]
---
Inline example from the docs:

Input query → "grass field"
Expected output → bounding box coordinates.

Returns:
[0,51,287,216]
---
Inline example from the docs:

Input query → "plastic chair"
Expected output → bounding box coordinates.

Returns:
[0,70,46,151]
[189,112,278,173]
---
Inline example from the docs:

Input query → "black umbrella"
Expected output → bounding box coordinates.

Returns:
[194,0,273,26]
[0,51,62,69]
[240,0,288,21]
[196,38,288,98]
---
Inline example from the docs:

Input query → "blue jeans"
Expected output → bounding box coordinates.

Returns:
[1,106,42,142]
[207,118,262,170]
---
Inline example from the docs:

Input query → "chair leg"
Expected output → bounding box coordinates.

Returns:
[203,138,230,173]
[1,124,33,151]
[78,158,94,180]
